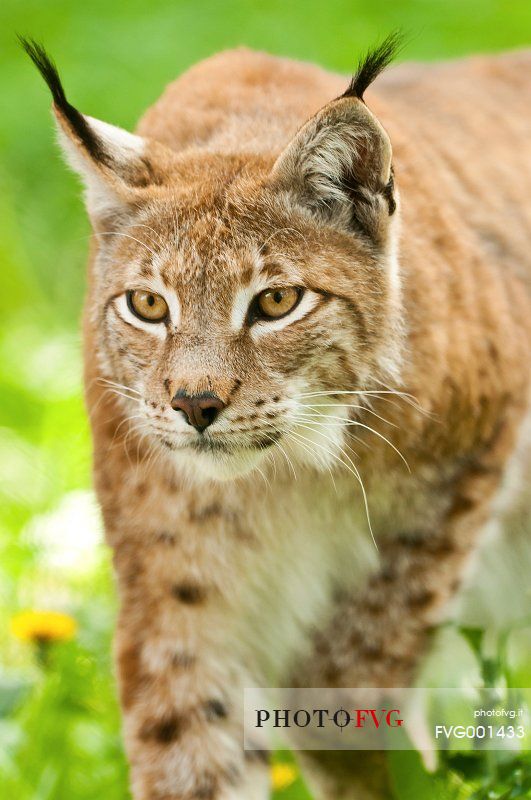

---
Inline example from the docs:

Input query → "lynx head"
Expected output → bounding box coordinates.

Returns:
[23,36,404,481]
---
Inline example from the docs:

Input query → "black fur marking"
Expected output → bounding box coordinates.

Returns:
[192,774,218,800]
[139,712,186,744]
[172,650,197,668]
[383,171,397,215]
[156,531,177,545]
[342,31,405,102]
[172,582,207,604]
[19,36,109,164]
[204,699,228,720]
[244,747,270,765]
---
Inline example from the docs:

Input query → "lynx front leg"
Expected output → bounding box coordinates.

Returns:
[295,439,516,800]
[112,534,270,800]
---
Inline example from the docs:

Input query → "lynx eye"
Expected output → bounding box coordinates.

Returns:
[255,287,302,320]
[126,290,168,323]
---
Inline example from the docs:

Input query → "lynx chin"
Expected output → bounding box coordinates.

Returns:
[23,33,531,800]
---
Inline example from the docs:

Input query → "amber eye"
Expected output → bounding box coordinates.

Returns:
[255,287,302,320]
[127,290,168,323]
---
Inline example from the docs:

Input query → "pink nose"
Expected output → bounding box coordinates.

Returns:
[170,391,226,432]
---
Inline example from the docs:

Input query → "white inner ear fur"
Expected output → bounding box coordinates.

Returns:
[85,116,145,161]
[271,100,392,211]
[54,112,146,221]
[304,124,390,200]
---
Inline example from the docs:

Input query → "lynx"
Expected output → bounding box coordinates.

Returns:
[24,34,531,800]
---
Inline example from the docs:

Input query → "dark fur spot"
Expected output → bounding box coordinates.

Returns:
[156,531,177,545]
[314,638,330,656]
[365,594,386,612]
[192,773,218,800]
[245,748,270,765]
[324,664,341,683]
[385,653,414,669]
[139,264,154,279]
[395,531,426,549]
[228,378,242,399]
[488,341,499,362]
[332,585,349,604]
[449,495,475,516]
[223,763,242,786]
[427,537,456,556]
[361,642,384,660]
[172,582,207,604]
[382,173,396,215]
[408,589,435,608]
[140,712,185,744]
[189,503,222,522]
[379,565,396,583]
[255,399,265,406]
[261,262,285,279]
[204,699,228,720]
[172,650,197,669]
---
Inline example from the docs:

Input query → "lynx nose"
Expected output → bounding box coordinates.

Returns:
[170,390,226,432]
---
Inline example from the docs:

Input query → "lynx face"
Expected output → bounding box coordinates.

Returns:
[26,41,403,479]
[94,179,401,479]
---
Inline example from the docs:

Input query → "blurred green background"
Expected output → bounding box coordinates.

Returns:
[1,1,531,798]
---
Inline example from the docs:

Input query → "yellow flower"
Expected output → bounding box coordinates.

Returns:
[271,762,298,791]
[10,610,77,643]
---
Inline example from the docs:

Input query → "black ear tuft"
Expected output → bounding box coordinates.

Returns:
[18,36,68,108]
[18,35,107,163]
[342,31,405,102]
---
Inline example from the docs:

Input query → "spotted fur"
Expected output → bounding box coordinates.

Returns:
[26,38,531,800]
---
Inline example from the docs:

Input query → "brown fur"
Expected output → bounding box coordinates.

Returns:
[28,42,531,800]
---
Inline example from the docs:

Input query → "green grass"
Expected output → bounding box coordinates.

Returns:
[1,1,531,798]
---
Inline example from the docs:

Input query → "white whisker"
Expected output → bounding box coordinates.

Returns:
[97,377,142,396]
[293,411,410,472]
[265,433,298,481]
[130,223,166,248]
[94,231,158,257]
[297,403,397,428]
[285,428,337,491]
[104,387,143,405]
[288,428,376,549]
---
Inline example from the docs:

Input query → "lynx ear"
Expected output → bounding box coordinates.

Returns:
[21,38,173,227]
[270,34,401,245]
